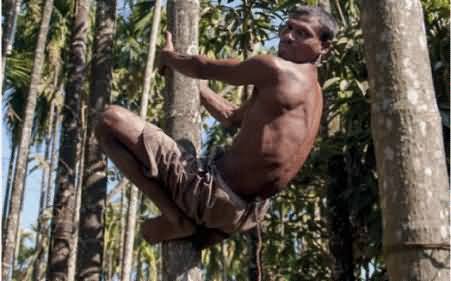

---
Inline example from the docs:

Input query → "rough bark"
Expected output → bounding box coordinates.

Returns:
[1,0,22,93]
[35,98,63,281]
[120,1,162,280]
[162,1,202,280]
[1,0,55,279]
[118,183,127,279]
[2,145,16,232]
[76,0,116,279]
[47,0,89,279]
[360,1,450,280]
[33,101,56,281]
[67,159,84,281]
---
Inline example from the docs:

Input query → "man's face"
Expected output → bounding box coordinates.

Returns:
[278,16,326,63]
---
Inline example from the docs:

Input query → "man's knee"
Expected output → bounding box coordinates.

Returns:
[95,105,127,140]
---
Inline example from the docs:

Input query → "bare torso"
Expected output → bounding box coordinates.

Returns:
[217,60,323,199]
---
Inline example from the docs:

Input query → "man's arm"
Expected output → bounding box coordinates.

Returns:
[161,51,279,86]
[199,81,255,129]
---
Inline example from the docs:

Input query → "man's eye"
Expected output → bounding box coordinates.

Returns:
[296,30,307,37]
[287,24,292,30]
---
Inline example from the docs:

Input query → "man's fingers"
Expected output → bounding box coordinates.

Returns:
[165,31,174,50]
[165,31,172,43]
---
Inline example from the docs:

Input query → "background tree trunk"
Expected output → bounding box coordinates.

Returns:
[33,101,56,281]
[2,145,16,231]
[68,105,87,281]
[361,1,450,280]
[1,0,55,279]
[327,155,354,281]
[47,0,89,278]
[162,1,202,280]
[76,0,116,279]
[120,1,161,280]
[1,0,22,93]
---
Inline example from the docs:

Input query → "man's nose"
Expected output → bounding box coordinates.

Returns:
[281,31,294,43]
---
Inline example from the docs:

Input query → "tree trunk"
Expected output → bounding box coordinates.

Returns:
[10,174,27,281]
[121,1,161,280]
[76,0,116,279]
[118,182,127,279]
[67,165,83,281]
[327,155,354,281]
[2,145,16,232]
[68,104,87,281]
[47,0,89,278]
[34,96,63,281]
[361,1,450,280]
[162,1,202,280]
[33,101,56,281]
[1,0,22,93]
[1,0,55,279]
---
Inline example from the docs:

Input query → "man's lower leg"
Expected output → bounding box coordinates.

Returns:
[98,134,196,236]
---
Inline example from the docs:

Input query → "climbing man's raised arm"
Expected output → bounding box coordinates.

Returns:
[158,32,280,86]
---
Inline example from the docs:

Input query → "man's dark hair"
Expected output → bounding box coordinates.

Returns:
[288,5,338,43]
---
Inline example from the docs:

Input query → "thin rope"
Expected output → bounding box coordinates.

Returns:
[255,206,262,281]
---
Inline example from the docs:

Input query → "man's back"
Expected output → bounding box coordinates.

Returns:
[218,57,323,199]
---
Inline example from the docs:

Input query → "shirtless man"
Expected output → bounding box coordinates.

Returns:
[96,5,337,248]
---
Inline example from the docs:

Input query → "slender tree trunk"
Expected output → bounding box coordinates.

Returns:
[67,168,83,281]
[121,1,161,280]
[68,104,87,281]
[327,155,354,281]
[361,1,450,280]
[10,173,27,281]
[1,0,22,93]
[162,1,202,280]
[34,96,63,281]
[33,101,56,281]
[1,0,55,278]
[47,0,89,278]
[76,0,116,279]
[118,183,127,279]
[47,92,64,208]
[2,145,16,232]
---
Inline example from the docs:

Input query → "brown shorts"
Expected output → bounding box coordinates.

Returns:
[142,123,269,234]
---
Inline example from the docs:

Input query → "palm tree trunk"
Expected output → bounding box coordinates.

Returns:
[33,101,56,281]
[162,1,202,280]
[2,145,17,232]
[1,0,55,278]
[47,0,89,278]
[68,104,87,281]
[34,94,63,281]
[118,183,127,279]
[47,90,64,209]
[76,0,116,278]
[67,169,83,281]
[361,1,450,280]
[327,155,354,281]
[121,1,162,280]
[1,0,22,93]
